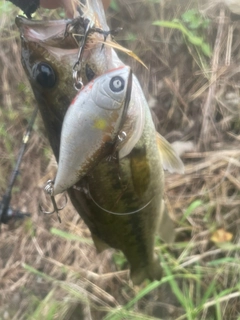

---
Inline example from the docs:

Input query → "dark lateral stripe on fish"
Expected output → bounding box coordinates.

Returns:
[128,211,150,265]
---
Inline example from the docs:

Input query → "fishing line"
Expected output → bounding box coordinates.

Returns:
[87,184,154,216]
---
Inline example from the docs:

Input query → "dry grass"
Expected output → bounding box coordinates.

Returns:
[0,0,240,319]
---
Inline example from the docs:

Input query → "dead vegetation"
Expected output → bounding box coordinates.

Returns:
[0,0,240,319]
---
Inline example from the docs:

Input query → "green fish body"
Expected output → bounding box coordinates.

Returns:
[16,2,183,284]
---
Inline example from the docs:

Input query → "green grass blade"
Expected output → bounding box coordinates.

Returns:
[50,228,93,244]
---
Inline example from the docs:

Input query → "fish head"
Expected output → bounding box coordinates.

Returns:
[15,13,116,158]
[15,15,79,104]
[15,16,80,157]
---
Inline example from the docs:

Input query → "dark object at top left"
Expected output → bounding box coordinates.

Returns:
[8,0,40,18]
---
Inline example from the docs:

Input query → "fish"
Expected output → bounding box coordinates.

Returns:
[53,66,132,195]
[16,0,184,285]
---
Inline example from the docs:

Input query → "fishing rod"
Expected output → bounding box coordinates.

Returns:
[0,106,38,225]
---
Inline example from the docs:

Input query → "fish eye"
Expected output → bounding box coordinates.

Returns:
[109,76,125,92]
[33,62,56,88]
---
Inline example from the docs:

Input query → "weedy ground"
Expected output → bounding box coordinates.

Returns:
[0,0,240,319]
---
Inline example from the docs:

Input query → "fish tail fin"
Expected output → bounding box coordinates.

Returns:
[130,255,162,285]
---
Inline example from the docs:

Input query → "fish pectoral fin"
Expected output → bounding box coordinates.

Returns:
[156,132,184,174]
[92,234,110,253]
[158,200,175,243]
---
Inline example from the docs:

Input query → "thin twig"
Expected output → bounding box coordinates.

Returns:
[199,8,225,150]
[203,291,240,309]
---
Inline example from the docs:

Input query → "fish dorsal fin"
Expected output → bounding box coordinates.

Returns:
[156,132,184,174]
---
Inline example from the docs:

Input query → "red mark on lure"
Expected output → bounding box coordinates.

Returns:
[88,82,94,89]
[69,94,78,107]
[69,78,95,108]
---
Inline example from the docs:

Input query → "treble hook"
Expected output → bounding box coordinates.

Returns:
[39,180,67,223]
[72,20,91,91]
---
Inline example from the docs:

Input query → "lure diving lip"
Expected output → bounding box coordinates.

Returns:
[52,66,132,196]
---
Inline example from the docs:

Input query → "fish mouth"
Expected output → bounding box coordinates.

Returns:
[15,0,108,55]
[15,16,70,42]
[15,15,79,58]
[15,0,108,42]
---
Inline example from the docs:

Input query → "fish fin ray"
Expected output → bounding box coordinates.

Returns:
[156,132,184,174]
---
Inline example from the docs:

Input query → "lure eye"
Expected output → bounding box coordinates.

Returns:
[33,62,56,88]
[109,76,125,92]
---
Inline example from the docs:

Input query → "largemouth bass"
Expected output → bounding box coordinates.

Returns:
[16,0,184,285]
